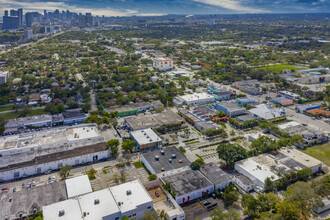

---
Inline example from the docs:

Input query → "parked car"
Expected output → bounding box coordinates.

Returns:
[203,200,211,206]
[1,187,9,192]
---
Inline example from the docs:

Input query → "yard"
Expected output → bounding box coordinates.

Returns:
[258,64,307,74]
[301,144,330,166]
[0,108,47,120]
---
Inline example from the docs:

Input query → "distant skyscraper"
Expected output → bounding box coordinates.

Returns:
[18,8,23,27]
[10,9,18,17]
[4,10,8,17]
[3,16,19,30]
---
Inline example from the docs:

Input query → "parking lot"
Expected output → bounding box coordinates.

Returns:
[181,194,225,220]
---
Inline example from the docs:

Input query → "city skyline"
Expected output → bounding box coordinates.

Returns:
[0,0,329,17]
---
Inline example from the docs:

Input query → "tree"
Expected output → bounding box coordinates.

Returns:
[264,177,275,192]
[259,122,269,130]
[179,146,186,154]
[81,103,91,113]
[58,166,72,180]
[296,168,312,182]
[217,143,246,169]
[210,207,240,220]
[122,140,135,153]
[148,174,157,181]
[284,181,322,219]
[87,168,97,180]
[311,175,330,197]
[142,211,158,220]
[0,117,5,135]
[222,185,239,206]
[107,139,120,157]
[276,201,300,220]
[190,158,205,170]
[217,111,226,117]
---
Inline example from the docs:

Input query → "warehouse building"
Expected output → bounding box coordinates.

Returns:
[279,91,301,100]
[125,111,186,131]
[213,102,246,117]
[272,97,293,106]
[207,85,235,101]
[0,124,108,181]
[233,174,254,192]
[4,114,52,133]
[236,97,256,106]
[200,163,232,191]
[249,103,286,122]
[234,158,279,191]
[62,110,88,125]
[176,93,215,106]
[107,102,155,117]
[296,103,320,114]
[130,128,163,151]
[179,109,217,131]
[161,170,214,205]
[43,180,153,220]
[142,147,191,177]
[0,181,67,220]
[234,148,323,190]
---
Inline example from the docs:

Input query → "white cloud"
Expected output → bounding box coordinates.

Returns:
[0,0,165,16]
[192,0,269,13]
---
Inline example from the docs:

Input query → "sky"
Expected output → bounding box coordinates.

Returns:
[0,0,329,17]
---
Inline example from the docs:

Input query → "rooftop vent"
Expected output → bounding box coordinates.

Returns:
[94,199,100,205]
[59,210,65,217]
[118,202,121,206]
[126,190,132,195]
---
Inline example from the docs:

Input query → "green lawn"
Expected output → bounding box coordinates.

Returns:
[0,108,46,120]
[258,64,307,74]
[301,144,330,166]
[0,105,14,112]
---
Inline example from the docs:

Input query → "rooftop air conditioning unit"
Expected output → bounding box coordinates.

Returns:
[126,190,132,195]
[59,210,65,217]
[94,199,100,205]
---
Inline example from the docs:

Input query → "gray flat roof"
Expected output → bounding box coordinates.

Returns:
[218,102,245,111]
[161,170,213,197]
[200,163,231,185]
[235,174,253,185]
[107,102,151,113]
[0,181,67,220]
[142,147,190,174]
[125,111,184,131]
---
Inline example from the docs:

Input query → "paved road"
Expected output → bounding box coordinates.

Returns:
[285,107,330,133]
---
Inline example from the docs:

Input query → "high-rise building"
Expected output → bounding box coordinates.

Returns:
[85,13,93,27]
[4,10,8,17]
[18,8,23,27]
[25,12,41,27]
[24,29,34,40]
[10,9,18,17]
[3,16,19,30]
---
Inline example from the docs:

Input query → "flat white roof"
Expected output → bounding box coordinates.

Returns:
[180,93,214,102]
[43,199,83,220]
[78,189,121,220]
[279,148,322,168]
[235,158,279,183]
[110,180,153,214]
[278,121,301,130]
[249,104,284,120]
[130,128,162,145]
[65,175,92,198]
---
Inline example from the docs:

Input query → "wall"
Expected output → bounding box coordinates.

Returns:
[175,185,214,205]
[0,150,109,181]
